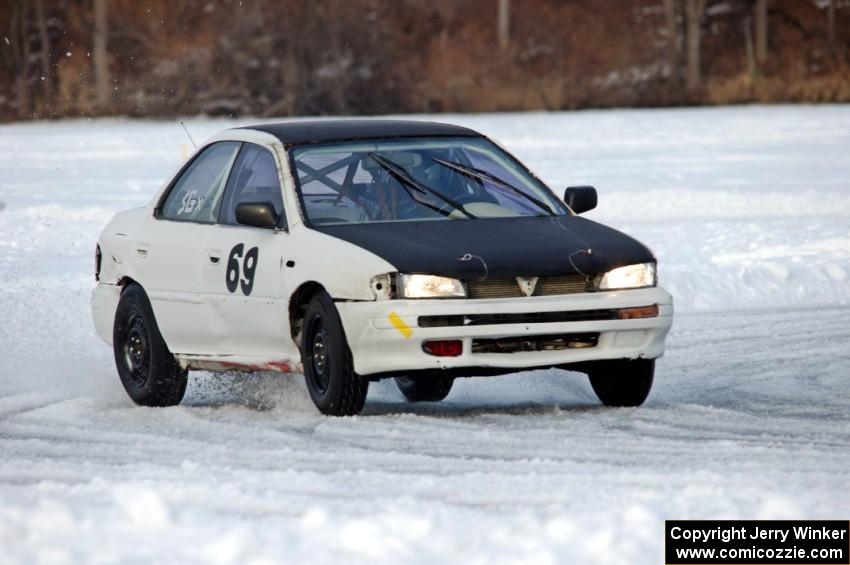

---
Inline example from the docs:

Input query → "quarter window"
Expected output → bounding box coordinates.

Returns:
[219,144,285,226]
[161,142,241,223]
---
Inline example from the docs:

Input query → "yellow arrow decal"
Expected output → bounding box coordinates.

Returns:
[388,311,412,338]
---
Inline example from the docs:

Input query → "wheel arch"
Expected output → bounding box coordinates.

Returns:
[117,276,141,293]
[112,275,188,407]
[288,281,328,345]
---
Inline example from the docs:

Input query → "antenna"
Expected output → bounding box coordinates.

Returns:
[180,121,198,149]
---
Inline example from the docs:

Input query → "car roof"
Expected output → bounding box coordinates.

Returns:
[238,119,483,146]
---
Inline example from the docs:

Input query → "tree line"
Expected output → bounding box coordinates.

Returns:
[1,0,847,121]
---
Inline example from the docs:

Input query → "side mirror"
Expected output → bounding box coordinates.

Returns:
[235,202,279,228]
[564,186,597,214]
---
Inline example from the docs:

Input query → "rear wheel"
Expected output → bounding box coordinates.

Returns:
[113,284,187,407]
[395,372,454,402]
[301,291,368,416]
[587,359,654,407]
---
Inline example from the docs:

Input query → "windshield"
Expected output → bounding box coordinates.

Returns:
[291,137,567,225]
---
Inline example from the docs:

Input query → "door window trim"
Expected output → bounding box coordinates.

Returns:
[154,141,243,224]
[217,142,288,231]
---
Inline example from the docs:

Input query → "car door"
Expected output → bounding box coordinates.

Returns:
[133,141,241,355]
[202,142,296,360]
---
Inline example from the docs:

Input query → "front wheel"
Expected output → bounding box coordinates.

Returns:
[587,359,654,407]
[395,372,454,402]
[301,291,369,416]
[113,284,187,406]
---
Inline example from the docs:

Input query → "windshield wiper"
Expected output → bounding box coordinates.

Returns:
[368,153,476,219]
[432,157,556,216]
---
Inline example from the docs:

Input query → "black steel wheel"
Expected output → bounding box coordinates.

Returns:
[301,291,368,416]
[395,372,454,402]
[113,284,187,406]
[587,359,655,407]
[306,314,331,395]
[121,310,151,387]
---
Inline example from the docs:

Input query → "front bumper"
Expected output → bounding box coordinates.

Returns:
[91,282,121,346]
[336,287,674,376]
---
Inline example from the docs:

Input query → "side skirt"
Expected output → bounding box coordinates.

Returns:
[175,354,303,374]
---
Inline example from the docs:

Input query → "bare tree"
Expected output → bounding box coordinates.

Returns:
[663,0,678,57]
[280,48,300,116]
[34,0,52,107]
[828,0,836,50]
[685,0,708,92]
[755,0,768,65]
[93,0,111,111]
[434,2,455,51]
[497,0,510,50]
[312,0,348,114]
[4,0,32,118]
[662,0,683,85]
[744,16,757,80]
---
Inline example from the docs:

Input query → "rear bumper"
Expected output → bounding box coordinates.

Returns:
[91,282,121,346]
[336,287,674,376]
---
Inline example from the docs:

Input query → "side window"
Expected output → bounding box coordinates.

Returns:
[161,142,242,223]
[219,144,285,226]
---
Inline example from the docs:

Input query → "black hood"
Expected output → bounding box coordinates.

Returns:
[314,216,654,280]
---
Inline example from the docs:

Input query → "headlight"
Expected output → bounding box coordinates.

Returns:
[598,263,656,291]
[399,274,466,298]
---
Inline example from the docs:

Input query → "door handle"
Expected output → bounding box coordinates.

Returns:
[208,250,222,265]
[136,243,150,258]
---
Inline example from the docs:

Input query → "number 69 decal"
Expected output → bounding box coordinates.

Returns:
[226,244,259,295]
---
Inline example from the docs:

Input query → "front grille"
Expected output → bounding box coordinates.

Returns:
[467,278,524,299]
[419,308,620,328]
[467,275,590,299]
[472,332,599,354]
[535,275,590,295]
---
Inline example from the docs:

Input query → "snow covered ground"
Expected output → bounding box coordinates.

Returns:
[1,105,849,564]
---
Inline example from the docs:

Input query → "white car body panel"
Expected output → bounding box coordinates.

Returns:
[93,128,396,369]
[92,125,673,377]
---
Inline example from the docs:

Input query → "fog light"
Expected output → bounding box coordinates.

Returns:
[423,340,463,357]
[617,304,659,319]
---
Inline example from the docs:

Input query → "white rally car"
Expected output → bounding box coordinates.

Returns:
[92,120,673,415]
